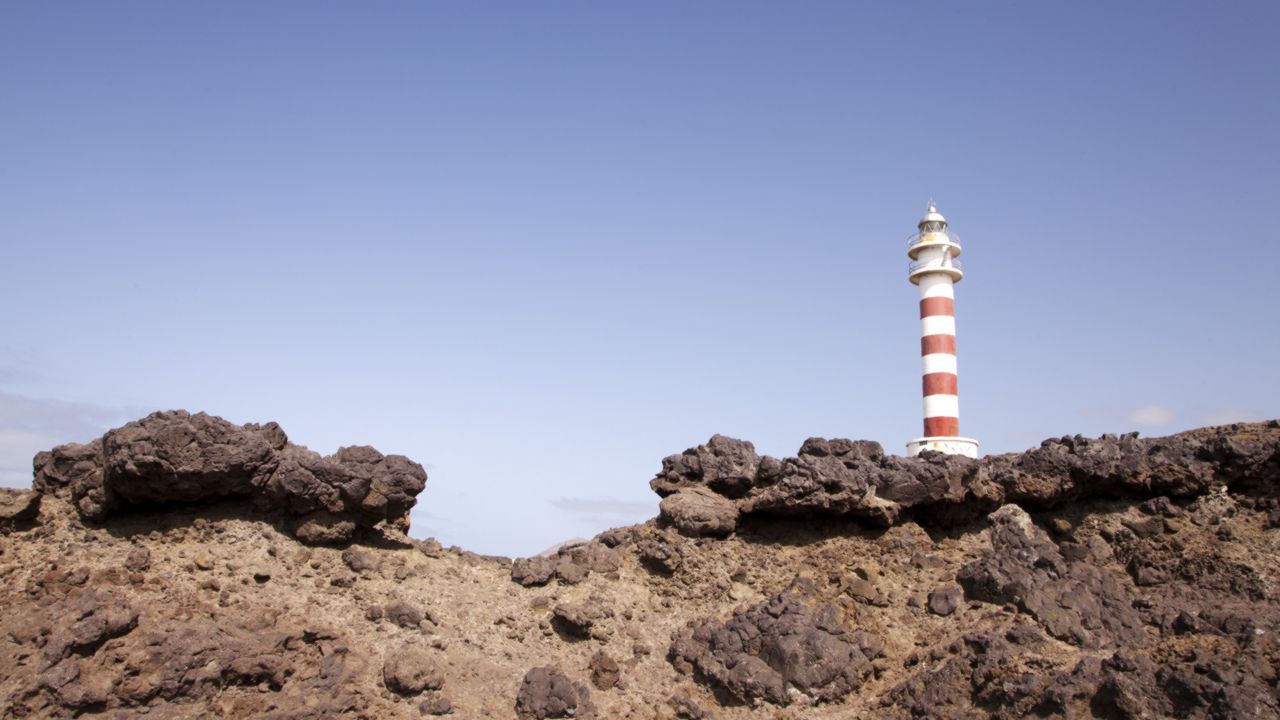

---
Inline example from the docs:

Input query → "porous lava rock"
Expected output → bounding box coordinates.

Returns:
[31,410,426,544]
[669,579,881,706]
[957,504,1146,648]
[515,666,595,719]
[652,434,762,499]
[884,622,1097,718]
[652,423,1280,536]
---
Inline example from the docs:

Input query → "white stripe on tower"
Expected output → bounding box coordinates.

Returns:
[920,314,956,337]
[921,353,957,375]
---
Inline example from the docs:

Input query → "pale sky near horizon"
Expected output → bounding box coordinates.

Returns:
[2,2,1278,556]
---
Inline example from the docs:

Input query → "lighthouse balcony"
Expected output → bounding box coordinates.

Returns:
[907,230,962,259]
[908,257,963,283]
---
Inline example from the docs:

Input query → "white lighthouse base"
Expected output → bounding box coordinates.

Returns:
[907,436,980,458]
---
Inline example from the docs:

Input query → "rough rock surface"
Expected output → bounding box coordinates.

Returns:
[0,489,41,526]
[669,578,881,706]
[652,425,1280,535]
[382,646,444,695]
[31,410,426,544]
[957,504,1146,648]
[515,666,595,719]
[510,539,622,587]
[658,486,739,537]
[2,415,1279,718]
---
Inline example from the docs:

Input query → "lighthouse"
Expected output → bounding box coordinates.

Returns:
[906,203,979,458]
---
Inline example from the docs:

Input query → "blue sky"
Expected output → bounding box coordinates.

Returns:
[2,2,1277,555]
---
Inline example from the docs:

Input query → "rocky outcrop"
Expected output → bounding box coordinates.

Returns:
[652,422,1280,536]
[31,410,427,544]
[957,504,1146,648]
[5,417,1279,718]
[884,618,1280,719]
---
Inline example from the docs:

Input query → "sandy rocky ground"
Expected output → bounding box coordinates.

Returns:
[1,411,1279,719]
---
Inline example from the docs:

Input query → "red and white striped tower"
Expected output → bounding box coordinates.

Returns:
[906,203,979,458]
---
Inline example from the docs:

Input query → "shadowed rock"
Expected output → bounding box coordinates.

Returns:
[0,489,41,527]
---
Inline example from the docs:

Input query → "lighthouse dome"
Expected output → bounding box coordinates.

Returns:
[918,202,947,229]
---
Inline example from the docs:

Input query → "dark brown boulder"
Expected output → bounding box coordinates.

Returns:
[651,434,761,499]
[926,585,962,617]
[669,580,880,706]
[511,555,555,586]
[514,666,595,719]
[32,441,101,496]
[30,410,427,544]
[100,411,285,508]
[588,650,619,690]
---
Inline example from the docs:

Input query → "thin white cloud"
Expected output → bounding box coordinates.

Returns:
[1128,405,1174,427]
[550,498,655,516]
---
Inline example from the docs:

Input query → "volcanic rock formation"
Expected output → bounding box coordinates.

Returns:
[652,428,1278,535]
[1,413,1278,718]
[31,410,427,544]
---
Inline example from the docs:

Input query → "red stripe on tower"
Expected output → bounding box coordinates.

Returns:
[919,297,955,318]
[922,373,958,396]
[921,334,956,355]
[924,417,960,437]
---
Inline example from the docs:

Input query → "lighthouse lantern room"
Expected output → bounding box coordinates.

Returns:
[906,203,980,458]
